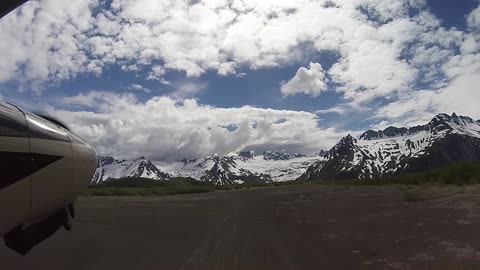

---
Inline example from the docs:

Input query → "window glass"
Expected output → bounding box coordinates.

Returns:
[0,102,28,137]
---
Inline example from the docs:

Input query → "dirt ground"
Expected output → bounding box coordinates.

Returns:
[1,184,480,270]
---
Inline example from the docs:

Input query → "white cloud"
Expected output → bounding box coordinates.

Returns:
[129,84,150,93]
[373,71,480,127]
[1,0,480,132]
[121,64,140,72]
[0,0,97,88]
[60,91,137,109]
[281,62,327,97]
[170,81,208,98]
[315,105,351,116]
[146,65,166,80]
[329,37,415,103]
[0,0,463,100]
[52,92,347,161]
[467,4,480,30]
[357,0,424,22]
[159,78,171,85]
[235,72,247,78]
[460,35,479,54]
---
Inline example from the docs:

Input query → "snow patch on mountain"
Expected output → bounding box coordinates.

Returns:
[229,155,321,181]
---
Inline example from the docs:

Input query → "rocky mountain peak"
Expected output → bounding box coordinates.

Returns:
[195,154,220,167]
[359,130,378,140]
[324,134,358,160]
[427,113,476,134]
[451,113,475,125]
[98,156,115,166]
[238,150,255,160]
[318,149,327,157]
[428,113,453,132]
[339,134,357,145]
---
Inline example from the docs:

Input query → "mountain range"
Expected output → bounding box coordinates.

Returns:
[93,151,322,185]
[93,113,480,185]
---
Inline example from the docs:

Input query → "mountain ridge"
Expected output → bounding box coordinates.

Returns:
[93,151,321,185]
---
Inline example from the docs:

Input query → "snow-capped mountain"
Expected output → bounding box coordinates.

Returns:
[93,151,320,186]
[92,156,170,184]
[156,151,322,185]
[301,113,480,181]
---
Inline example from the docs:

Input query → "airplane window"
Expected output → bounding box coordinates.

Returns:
[0,102,28,137]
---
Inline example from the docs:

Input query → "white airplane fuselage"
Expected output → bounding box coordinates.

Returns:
[0,102,96,254]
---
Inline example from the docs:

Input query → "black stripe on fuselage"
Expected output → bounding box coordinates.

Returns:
[0,151,63,190]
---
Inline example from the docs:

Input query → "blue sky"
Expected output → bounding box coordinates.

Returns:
[0,0,479,161]
[427,0,478,28]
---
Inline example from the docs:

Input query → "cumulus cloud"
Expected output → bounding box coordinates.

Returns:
[373,71,480,128]
[0,0,97,89]
[281,62,327,97]
[0,0,474,103]
[51,92,347,161]
[467,4,480,30]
